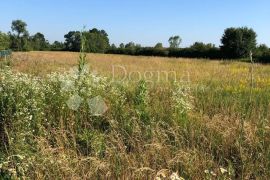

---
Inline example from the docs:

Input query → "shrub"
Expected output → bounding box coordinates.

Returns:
[257,51,270,63]
[0,32,10,50]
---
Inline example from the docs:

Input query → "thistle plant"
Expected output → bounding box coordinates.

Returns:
[78,28,87,77]
[249,50,254,99]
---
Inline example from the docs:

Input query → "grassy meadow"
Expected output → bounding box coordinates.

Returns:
[0,51,270,179]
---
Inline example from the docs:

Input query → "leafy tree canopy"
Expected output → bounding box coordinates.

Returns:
[11,20,27,37]
[169,36,182,49]
[221,27,257,58]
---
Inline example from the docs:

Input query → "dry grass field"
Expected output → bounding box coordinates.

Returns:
[11,51,270,83]
[1,51,270,179]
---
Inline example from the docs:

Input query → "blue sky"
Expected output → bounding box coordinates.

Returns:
[1,0,269,47]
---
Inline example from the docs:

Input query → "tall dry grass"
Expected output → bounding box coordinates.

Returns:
[0,51,269,179]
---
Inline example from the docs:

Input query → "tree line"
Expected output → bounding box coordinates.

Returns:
[0,19,269,62]
[0,20,110,53]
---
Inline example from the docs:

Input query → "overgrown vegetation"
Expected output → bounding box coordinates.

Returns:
[1,49,270,179]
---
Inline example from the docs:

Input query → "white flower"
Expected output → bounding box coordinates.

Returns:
[210,171,217,176]
[173,83,193,114]
[170,172,184,180]
[66,94,83,111]
[88,96,108,116]
[61,79,75,92]
[204,170,210,174]
[220,167,228,174]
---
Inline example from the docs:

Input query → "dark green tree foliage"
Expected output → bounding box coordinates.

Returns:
[254,44,269,57]
[107,42,146,55]
[0,32,10,50]
[10,20,29,51]
[180,42,220,58]
[11,20,27,38]
[9,20,50,51]
[64,28,110,53]
[124,42,137,55]
[119,43,125,49]
[50,41,65,51]
[154,43,163,49]
[85,28,110,53]
[64,31,81,51]
[169,36,182,48]
[221,27,257,58]
[9,33,19,50]
[110,44,117,49]
[137,47,169,57]
[258,51,270,63]
[9,31,31,51]
[168,44,221,59]
[190,42,215,51]
[107,42,220,59]
[255,44,270,63]
[31,32,49,51]
[21,32,31,51]
[125,42,135,48]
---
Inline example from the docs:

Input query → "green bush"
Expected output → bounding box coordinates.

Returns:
[0,32,10,50]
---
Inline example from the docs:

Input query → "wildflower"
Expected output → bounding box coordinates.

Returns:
[170,172,184,180]
[173,83,193,114]
[220,167,228,174]
[66,94,83,111]
[210,171,217,176]
[61,79,75,92]
[88,95,108,116]
[204,170,210,174]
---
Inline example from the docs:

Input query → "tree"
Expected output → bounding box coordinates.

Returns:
[51,41,65,51]
[254,44,269,57]
[221,27,257,58]
[9,33,19,50]
[64,28,110,53]
[11,20,27,38]
[64,31,81,51]
[10,20,29,51]
[31,32,49,51]
[124,42,139,55]
[21,31,31,51]
[154,43,163,49]
[9,30,31,51]
[190,42,215,51]
[110,44,117,49]
[125,42,135,49]
[85,28,110,53]
[169,36,182,48]
[119,43,125,49]
[0,32,10,50]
